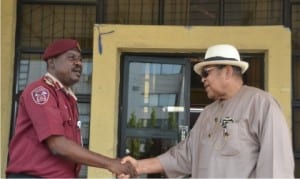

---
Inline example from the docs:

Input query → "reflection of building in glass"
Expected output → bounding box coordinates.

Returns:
[18,59,47,91]
[73,60,92,94]
[78,103,91,147]
[127,58,186,129]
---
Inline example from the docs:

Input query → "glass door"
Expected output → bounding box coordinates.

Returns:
[118,54,190,177]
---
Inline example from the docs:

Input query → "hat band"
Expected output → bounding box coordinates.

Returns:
[205,56,238,62]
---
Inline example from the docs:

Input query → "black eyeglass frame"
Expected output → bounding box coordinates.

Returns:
[201,65,226,78]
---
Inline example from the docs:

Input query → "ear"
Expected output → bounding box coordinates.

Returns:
[224,65,233,79]
[46,58,56,69]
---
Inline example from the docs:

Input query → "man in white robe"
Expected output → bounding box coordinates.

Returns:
[121,44,294,178]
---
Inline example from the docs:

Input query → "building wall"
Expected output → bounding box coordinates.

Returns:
[0,4,292,176]
[1,0,17,177]
[90,24,291,177]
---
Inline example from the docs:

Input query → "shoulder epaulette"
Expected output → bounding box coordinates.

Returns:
[43,75,61,90]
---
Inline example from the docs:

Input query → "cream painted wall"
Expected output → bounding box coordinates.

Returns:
[90,24,291,177]
[1,0,17,177]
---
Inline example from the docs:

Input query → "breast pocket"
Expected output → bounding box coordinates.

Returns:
[218,120,240,156]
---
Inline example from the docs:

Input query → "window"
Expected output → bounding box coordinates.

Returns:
[99,0,283,25]
[119,55,191,178]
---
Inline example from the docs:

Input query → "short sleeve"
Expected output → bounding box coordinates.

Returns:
[22,85,65,142]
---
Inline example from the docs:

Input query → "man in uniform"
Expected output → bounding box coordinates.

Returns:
[120,44,294,178]
[6,39,137,178]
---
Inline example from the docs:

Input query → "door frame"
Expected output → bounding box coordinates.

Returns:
[118,53,192,157]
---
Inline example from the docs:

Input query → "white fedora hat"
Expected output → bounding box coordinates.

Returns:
[193,44,249,75]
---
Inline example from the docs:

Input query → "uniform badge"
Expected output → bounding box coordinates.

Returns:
[31,86,50,105]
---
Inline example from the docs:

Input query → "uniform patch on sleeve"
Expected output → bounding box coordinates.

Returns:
[31,86,50,105]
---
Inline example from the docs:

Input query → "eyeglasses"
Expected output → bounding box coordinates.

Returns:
[201,67,217,78]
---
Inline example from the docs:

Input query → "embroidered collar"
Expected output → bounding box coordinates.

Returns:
[43,72,77,101]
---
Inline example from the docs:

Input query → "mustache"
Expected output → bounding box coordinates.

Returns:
[72,66,82,73]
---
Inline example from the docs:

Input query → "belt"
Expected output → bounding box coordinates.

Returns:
[6,173,41,178]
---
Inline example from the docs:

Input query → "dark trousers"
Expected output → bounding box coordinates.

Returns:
[6,173,41,178]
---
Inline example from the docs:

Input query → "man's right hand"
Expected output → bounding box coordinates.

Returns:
[108,158,137,177]
[121,156,138,169]
[118,156,139,179]
[119,156,164,177]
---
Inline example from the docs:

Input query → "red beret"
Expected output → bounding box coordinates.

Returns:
[42,39,81,61]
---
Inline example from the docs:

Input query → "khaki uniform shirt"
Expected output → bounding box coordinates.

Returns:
[158,85,294,178]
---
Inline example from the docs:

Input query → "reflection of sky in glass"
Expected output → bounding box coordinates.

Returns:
[149,95,158,106]
[147,94,176,106]
[127,60,185,123]
[82,61,92,75]
[161,64,181,74]
[159,94,176,106]
[141,63,182,75]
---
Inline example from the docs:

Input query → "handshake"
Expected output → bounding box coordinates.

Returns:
[109,156,139,178]
[109,156,163,178]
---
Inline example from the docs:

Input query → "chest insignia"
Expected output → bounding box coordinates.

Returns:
[31,86,50,105]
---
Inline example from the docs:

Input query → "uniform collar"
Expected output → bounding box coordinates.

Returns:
[43,72,77,101]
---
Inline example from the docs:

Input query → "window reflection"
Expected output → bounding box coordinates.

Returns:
[78,103,91,148]
[72,60,92,95]
[127,62,186,130]
[17,54,46,91]
[126,137,177,158]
